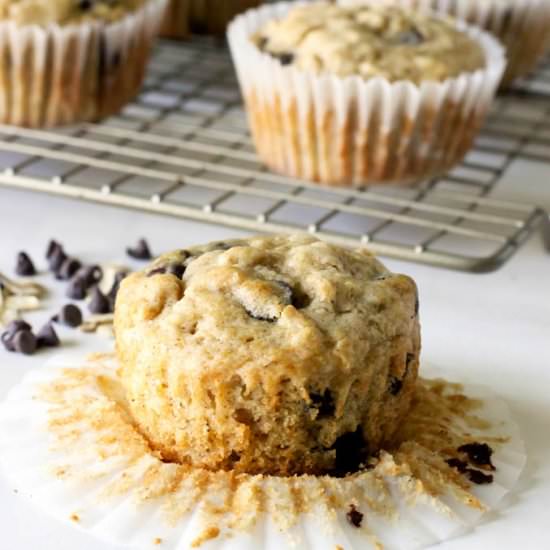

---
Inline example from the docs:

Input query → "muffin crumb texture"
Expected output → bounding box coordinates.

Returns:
[115,235,421,476]
[252,3,485,83]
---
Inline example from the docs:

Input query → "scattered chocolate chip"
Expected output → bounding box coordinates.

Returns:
[457,442,495,470]
[310,389,335,417]
[13,330,37,355]
[126,238,152,261]
[272,52,294,65]
[1,330,15,352]
[46,240,62,260]
[446,457,468,473]
[66,276,88,300]
[466,469,494,485]
[332,429,368,477]
[346,504,363,528]
[57,258,82,281]
[394,28,424,46]
[48,247,67,272]
[53,304,83,328]
[36,323,60,348]
[389,377,403,396]
[76,265,103,288]
[15,252,36,277]
[88,287,111,315]
[5,320,32,335]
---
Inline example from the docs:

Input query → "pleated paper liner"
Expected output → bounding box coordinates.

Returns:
[0,0,167,127]
[227,1,506,187]
[0,354,525,550]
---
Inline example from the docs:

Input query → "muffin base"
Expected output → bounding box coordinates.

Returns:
[0,354,526,550]
[0,0,167,128]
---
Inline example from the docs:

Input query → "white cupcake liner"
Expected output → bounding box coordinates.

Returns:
[227,1,506,187]
[342,0,550,85]
[0,354,525,550]
[0,0,167,128]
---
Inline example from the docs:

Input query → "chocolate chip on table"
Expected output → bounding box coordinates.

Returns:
[76,265,103,288]
[46,240,62,260]
[48,246,67,272]
[1,320,32,351]
[36,322,60,348]
[57,258,82,281]
[457,442,495,470]
[15,252,36,277]
[66,276,88,300]
[53,304,83,328]
[13,330,37,355]
[1,330,16,352]
[310,389,335,417]
[5,320,32,335]
[88,287,111,315]
[346,504,364,528]
[126,238,152,261]
[332,428,369,477]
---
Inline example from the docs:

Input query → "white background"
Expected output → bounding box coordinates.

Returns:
[0,155,549,549]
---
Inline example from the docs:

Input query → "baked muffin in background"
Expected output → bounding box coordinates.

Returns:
[228,2,506,187]
[0,0,167,127]
[115,235,421,476]
[160,0,261,39]
[345,0,550,86]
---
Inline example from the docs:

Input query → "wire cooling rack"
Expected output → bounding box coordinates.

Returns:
[0,38,548,272]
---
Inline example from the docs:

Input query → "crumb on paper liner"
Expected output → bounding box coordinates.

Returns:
[0,354,525,550]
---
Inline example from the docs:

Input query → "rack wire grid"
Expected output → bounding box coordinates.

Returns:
[0,38,548,273]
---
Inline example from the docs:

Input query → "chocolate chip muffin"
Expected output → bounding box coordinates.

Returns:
[228,2,504,186]
[115,235,421,476]
[0,0,166,127]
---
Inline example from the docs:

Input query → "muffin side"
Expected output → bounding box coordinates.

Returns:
[115,235,421,476]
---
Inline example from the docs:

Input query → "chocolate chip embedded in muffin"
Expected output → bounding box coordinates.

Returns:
[115,235,421,476]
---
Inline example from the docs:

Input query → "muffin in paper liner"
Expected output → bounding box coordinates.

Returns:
[0,354,525,550]
[0,0,167,128]
[342,0,550,86]
[160,0,261,39]
[227,2,506,187]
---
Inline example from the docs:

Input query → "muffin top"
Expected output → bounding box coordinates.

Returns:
[252,2,485,83]
[0,0,146,25]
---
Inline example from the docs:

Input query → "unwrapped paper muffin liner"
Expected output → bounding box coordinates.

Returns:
[0,354,525,550]
[227,1,506,187]
[343,0,550,85]
[0,0,167,128]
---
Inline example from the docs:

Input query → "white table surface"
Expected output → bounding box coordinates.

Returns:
[0,157,549,549]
